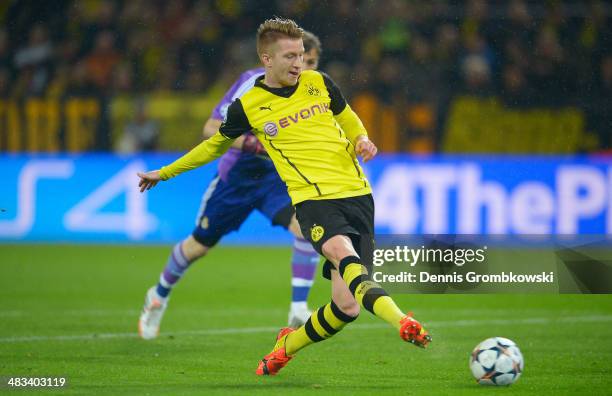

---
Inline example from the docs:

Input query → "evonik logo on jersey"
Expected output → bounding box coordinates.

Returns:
[272,102,331,130]
[263,102,331,137]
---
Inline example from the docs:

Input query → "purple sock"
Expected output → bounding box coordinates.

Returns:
[156,242,193,298]
[291,237,319,304]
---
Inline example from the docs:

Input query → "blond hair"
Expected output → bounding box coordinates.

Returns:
[256,17,304,55]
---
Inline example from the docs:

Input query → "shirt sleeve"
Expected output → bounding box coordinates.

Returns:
[219,99,252,139]
[334,104,368,145]
[159,132,235,180]
[321,72,347,115]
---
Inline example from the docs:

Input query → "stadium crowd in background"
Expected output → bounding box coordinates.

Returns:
[1,0,611,151]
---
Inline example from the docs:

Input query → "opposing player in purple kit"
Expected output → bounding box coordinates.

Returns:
[138,32,323,339]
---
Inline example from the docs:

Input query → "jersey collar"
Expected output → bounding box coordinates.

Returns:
[254,75,299,98]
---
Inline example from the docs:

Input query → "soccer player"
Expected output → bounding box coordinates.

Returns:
[138,32,323,339]
[137,18,431,374]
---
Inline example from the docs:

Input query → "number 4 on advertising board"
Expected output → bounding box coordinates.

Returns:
[64,160,157,240]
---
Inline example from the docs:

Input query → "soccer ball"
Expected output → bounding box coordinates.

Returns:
[469,337,524,386]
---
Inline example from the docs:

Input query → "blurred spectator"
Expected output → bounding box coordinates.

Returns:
[112,62,134,93]
[66,61,97,96]
[116,99,159,153]
[13,24,53,95]
[85,31,121,91]
[433,24,460,64]
[460,54,493,96]
[376,57,404,103]
[432,23,460,96]
[503,38,530,71]
[530,28,572,105]
[581,1,612,55]
[404,36,441,102]
[462,0,492,39]
[158,0,188,45]
[462,32,495,73]
[78,0,119,54]
[500,63,534,108]
[506,0,534,35]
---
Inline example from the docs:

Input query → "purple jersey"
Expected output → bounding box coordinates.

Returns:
[211,68,273,182]
[212,68,265,121]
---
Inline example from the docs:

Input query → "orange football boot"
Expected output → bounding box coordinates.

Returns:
[399,312,432,348]
[256,327,295,376]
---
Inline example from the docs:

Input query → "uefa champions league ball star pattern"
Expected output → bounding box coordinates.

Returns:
[469,337,524,386]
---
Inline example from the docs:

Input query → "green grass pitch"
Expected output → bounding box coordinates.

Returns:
[1,244,611,395]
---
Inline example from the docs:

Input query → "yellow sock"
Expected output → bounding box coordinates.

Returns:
[285,301,357,355]
[339,256,404,330]
[371,296,404,330]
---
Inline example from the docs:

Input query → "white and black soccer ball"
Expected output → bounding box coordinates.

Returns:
[469,337,524,386]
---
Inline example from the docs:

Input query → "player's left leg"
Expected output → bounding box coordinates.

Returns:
[260,183,319,328]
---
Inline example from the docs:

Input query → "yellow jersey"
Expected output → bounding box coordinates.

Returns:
[160,70,372,205]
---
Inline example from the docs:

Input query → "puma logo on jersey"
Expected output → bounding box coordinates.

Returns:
[259,104,273,111]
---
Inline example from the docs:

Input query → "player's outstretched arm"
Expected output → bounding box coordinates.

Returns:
[136,131,235,192]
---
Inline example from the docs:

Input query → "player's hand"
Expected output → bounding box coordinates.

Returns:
[355,136,378,162]
[137,170,162,193]
[242,134,268,157]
